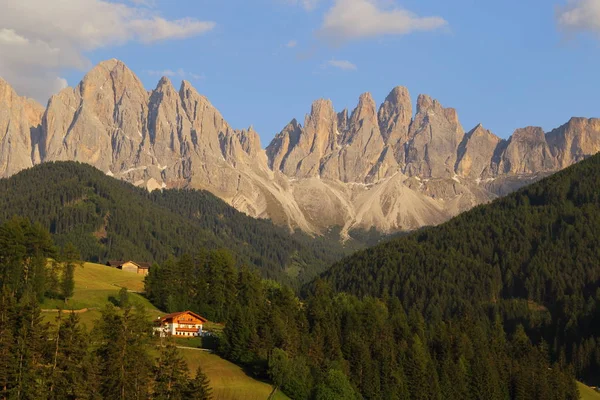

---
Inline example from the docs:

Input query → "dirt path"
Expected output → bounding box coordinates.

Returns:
[41,307,98,313]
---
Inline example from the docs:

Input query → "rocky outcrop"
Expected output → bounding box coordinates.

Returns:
[456,124,501,180]
[547,117,600,169]
[404,95,464,178]
[0,78,44,177]
[498,127,557,175]
[0,59,599,237]
[378,86,412,147]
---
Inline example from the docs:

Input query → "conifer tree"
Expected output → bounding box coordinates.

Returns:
[95,304,153,400]
[0,288,16,399]
[47,312,98,400]
[153,344,190,400]
[267,348,292,400]
[186,366,213,400]
[13,294,49,400]
[118,287,129,308]
[60,243,80,302]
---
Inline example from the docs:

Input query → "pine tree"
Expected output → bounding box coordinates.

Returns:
[153,344,190,400]
[313,369,359,400]
[0,288,16,399]
[60,243,80,302]
[13,294,50,400]
[405,335,431,400]
[186,366,212,400]
[267,348,292,400]
[47,312,98,400]
[95,304,153,400]
[118,287,129,308]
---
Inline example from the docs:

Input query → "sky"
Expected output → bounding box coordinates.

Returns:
[1,0,600,145]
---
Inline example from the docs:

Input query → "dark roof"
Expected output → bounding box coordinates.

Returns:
[107,260,125,267]
[107,260,151,269]
[159,311,208,324]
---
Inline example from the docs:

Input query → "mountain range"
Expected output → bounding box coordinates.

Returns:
[1,59,599,236]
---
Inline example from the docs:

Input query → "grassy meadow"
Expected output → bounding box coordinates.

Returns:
[579,382,600,400]
[39,261,286,399]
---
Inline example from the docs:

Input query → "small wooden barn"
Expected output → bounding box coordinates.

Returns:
[106,260,151,275]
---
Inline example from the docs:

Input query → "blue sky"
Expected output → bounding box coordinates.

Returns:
[2,0,600,144]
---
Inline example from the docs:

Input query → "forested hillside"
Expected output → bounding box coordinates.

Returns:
[145,251,580,400]
[0,161,353,283]
[317,152,600,385]
[0,214,579,399]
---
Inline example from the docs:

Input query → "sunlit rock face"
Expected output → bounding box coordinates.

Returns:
[1,59,599,237]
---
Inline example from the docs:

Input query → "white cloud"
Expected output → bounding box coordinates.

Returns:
[286,0,322,11]
[129,17,215,43]
[0,0,215,103]
[325,59,358,70]
[317,0,448,45]
[146,68,205,80]
[286,40,298,48]
[557,0,600,34]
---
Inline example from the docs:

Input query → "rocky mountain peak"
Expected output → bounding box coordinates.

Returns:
[378,86,412,146]
[469,123,491,138]
[154,76,176,93]
[499,126,556,175]
[416,94,435,113]
[237,126,262,156]
[351,92,377,122]
[266,118,303,171]
[0,77,13,98]
[547,117,600,169]
[78,58,141,98]
[1,62,599,237]
[0,78,45,176]
[308,99,335,122]
[456,124,500,179]
[511,126,546,142]
[405,95,464,178]
[337,109,349,132]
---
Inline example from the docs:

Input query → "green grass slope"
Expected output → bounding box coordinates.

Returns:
[578,382,600,400]
[41,261,288,399]
[40,261,162,326]
[179,350,289,400]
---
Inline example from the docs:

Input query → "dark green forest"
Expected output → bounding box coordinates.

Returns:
[317,152,600,387]
[0,218,212,400]
[0,161,359,284]
[145,251,579,400]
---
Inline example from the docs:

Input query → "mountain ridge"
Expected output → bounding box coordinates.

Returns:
[1,58,599,236]
[0,161,354,283]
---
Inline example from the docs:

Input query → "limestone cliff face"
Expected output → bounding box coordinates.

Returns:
[1,59,599,237]
[0,78,44,177]
[378,86,412,148]
[266,99,339,179]
[498,127,557,175]
[547,117,600,169]
[456,124,501,180]
[404,95,464,178]
[321,93,387,182]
